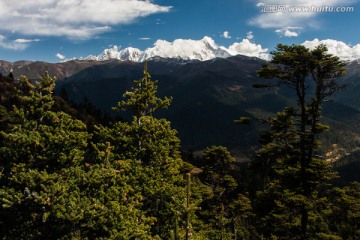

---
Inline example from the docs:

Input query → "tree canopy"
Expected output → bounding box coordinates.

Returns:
[0,46,358,239]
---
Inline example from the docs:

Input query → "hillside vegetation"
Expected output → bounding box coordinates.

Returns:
[0,45,359,239]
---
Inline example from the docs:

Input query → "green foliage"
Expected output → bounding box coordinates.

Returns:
[327,182,360,239]
[196,146,255,239]
[114,61,172,123]
[0,164,153,239]
[90,63,189,239]
[1,73,90,171]
[202,146,236,194]
[0,73,152,239]
[253,44,347,239]
[0,47,357,239]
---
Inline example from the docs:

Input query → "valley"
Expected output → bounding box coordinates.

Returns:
[2,55,360,162]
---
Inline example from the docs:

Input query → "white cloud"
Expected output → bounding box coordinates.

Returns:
[133,36,270,61]
[283,30,298,37]
[302,38,360,61]
[275,27,301,37]
[0,35,28,50]
[0,0,171,39]
[14,38,41,43]
[250,0,353,30]
[139,37,151,40]
[56,53,65,60]
[228,39,270,60]
[246,31,254,40]
[222,31,232,39]
[140,36,220,61]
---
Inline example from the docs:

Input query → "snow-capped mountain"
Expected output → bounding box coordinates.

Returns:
[67,36,269,62]
[138,36,233,62]
[118,47,143,62]
[64,36,360,63]
[98,45,121,61]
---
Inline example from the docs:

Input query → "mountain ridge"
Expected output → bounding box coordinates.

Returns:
[61,37,360,64]
[0,56,360,163]
[64,36,270,62]
[50,56,360,161]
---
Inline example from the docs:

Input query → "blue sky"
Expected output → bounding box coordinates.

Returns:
[0,0,359,62]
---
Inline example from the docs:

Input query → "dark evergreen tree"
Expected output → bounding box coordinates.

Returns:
[197,146,254,239]
[253,44,346,239]
[92,63,188,239]
[114,61,172,128]
[0,73,152,239]
[327,182,360,239]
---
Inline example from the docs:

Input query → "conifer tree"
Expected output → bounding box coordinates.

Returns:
[253,44,346,239]
[0,73,89,171]
[198,146,254,239]
[327,182,360,239]
[0,73,152,239]
[114,61,172,127]
[93,63,187,238]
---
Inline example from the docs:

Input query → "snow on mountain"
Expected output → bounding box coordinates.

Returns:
[66,36,270,62]
[97,45,121,61]
[118,47,143,62]
[138,36,233,61]
[214,46,233,59]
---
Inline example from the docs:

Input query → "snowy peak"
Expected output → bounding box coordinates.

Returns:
[70,36,270,62]
[118,47,143,62]
[98,46,120,61]
[139,36,230,61]
[201,36,218,50]
[63,37,360,63]
[82,46,142,62]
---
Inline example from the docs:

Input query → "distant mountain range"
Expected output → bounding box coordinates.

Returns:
[1,55,360,162]
[64,36,269,62]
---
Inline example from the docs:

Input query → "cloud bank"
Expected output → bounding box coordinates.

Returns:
[0,0,171,39]
[229,39,269,60]
[302,38,360,61]
[137,36,270,61]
